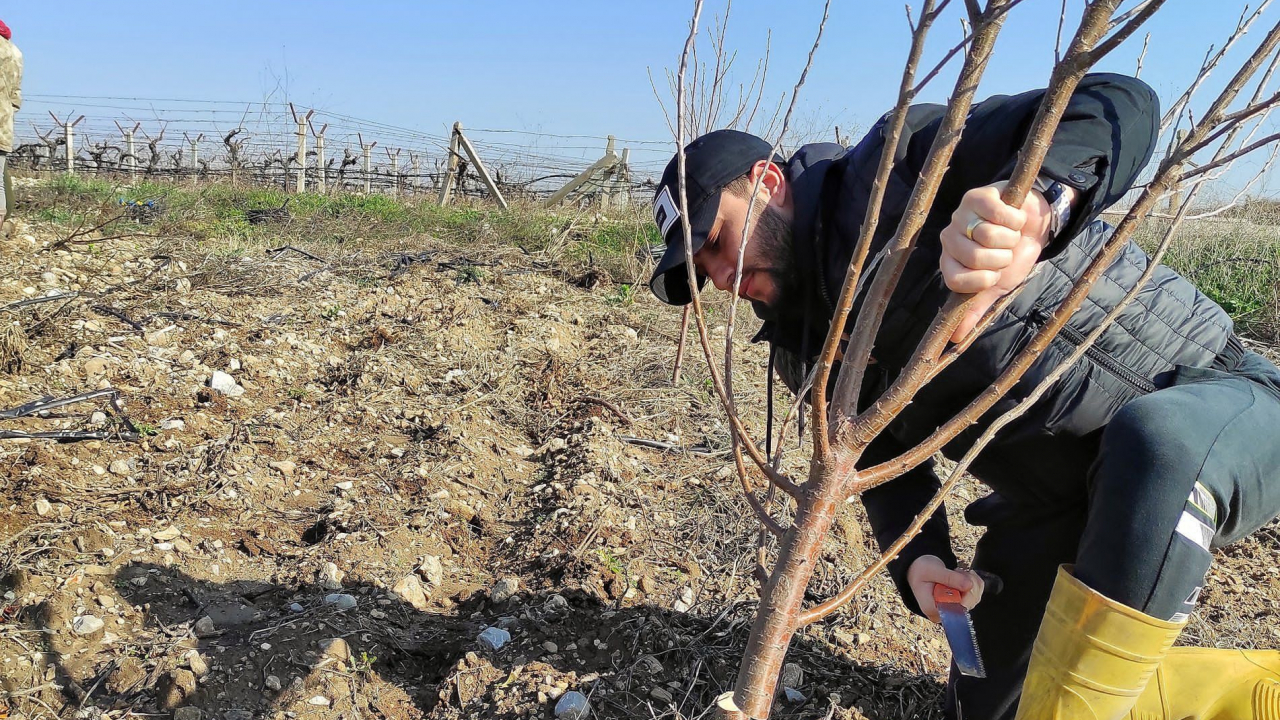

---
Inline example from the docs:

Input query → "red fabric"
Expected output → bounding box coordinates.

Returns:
[0,21,10,40]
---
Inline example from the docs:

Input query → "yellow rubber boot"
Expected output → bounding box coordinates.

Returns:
[1130,647,1280,719]
[1014,566,1185,720]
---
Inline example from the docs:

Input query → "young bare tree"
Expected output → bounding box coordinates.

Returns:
[659,1,1280,718]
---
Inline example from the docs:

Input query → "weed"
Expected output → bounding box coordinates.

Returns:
[352,651,378,678]
[287,387,309,401]
[606,283,636,306]
[596,547,626,576]
[133,422,159,437]
[323,305,343,320]
[454,265,487,284]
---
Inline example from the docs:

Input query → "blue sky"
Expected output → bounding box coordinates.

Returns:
[6,1,1277,189]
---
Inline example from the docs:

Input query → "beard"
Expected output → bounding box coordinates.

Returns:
[747,204,801,322]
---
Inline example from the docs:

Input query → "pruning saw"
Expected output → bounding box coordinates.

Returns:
[934,584,986,678]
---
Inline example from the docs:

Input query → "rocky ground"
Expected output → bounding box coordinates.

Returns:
[0,187,1278,720]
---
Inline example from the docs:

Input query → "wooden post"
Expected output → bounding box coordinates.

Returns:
[542,136,618,208]
[613,147,631,206]
[454,122,509,209]
[438,128,461,206]
[311,120,328,194]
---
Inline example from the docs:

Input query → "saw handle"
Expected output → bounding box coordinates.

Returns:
[934,583,964,605]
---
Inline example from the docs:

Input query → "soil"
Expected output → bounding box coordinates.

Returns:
[0,211,1278,720]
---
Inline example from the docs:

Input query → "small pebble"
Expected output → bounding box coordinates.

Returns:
[477,626,511,651]
[324,593,358,610]
[555,690,591,719]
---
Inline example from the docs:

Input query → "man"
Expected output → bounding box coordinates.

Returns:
[0,19,22,229]
[647,74,1280,719]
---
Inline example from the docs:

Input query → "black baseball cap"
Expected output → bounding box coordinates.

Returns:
[648,130,781,305]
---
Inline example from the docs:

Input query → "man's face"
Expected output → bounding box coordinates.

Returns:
[692,188,798,319]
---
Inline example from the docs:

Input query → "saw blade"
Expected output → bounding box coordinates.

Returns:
[934,584,986,678]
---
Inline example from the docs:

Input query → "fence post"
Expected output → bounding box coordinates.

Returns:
[410,153,420,195]
[612,147,631,207]
[386,147,401,198]
[291,105,314,193]
[51,112,85,175]
[454,122,508,209]
[542,136,618,208]
[314,127,327,194]
[359,133,376,194]
[117,121,140,181]
[184,132,203,176]
[438,126,461,206]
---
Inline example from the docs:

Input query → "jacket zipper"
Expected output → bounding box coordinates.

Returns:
[1029,308,1157,394]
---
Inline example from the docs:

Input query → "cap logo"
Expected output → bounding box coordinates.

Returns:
[653,186,680,238]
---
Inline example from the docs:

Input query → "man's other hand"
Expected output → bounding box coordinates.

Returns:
[907,554,985,623]
[940,181,1070,342]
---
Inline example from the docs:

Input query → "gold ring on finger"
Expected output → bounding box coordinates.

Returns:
[964,216,985,240]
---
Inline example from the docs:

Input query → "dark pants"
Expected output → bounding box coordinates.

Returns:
[946,350,1280,720]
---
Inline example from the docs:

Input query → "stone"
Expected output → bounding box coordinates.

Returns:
[783,687,807,704]
[324,593,357,610]
[192,616,218,638]
[265,675,282,692]
[650,687,674,704]
[393,574,430,611]
[153,526,182,541]
[780,662,803,691]
[319,637,350,662]
[319,562,344,590]
[477,626,511,651]
[172,708,203,720]
[673,587,695,613]
[208,371,244,397]
[172,538,193,554]
[108,459,132,476]
[72,614,105,637]
[270,460,297,477]
[335,480,354,491]
[186,651,209,677]
[542,641,559,654]
[637,654,663,675]
[85,357,110,376]
[307,696,331,706]
[106,656,146,694]
[224,711,253,720]
[418,555,444,587]
[554,691,591,719]
[490,577,520,604]
[159,668,197,710]
[34,496,52,516]
[90,411,107,425]
[160,418,186,431]
[289,602,305,613]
